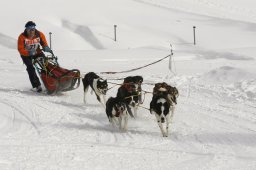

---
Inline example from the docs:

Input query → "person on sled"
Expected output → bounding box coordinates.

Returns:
[18,21,52,92]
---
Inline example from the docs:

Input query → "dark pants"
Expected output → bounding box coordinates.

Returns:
[20,53,45,88]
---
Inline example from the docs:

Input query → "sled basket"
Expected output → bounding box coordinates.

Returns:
[33,56,80,94]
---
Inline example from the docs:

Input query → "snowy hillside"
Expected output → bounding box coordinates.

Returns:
[0,0,256,169]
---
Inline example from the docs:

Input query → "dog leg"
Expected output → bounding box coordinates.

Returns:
[95,92,106,108]
[120,113,128,132]
[118,116,122,130]
[139,93,143,104]
[108,115,112,122]
[165,114,171,137]
[90,88,94,95]
[155,113,165,137]
[126,104,134,118]
[95,92,105,109]
[111,117,118,127]
[99,95,106,109]
[95,93,100,102]
[110,118,116,127]
[170,106,175,118]
[123,111,128,131]
[100,100,106,109]
[133,106,138,117]
[166,106,175,136]
[95,94,103,106]
[103,95,107,106]
[83,86,89,103]
[115,117,120,127]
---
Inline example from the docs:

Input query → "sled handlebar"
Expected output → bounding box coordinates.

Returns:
[40,48,55,56]
[47,56,57,60]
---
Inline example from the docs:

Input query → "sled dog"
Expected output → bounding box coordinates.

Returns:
[153,82,179,105]
[106,97,129,131]
[123,76,143,104]
[82,72,108,107]
[150,94,174,137]
[116,82,139,118]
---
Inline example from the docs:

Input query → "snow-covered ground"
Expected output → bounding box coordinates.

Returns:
[0,0,256,169]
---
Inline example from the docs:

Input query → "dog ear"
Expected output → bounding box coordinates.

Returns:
[140,76,143,82]
[174,87,179,95]
[104,80,108,85]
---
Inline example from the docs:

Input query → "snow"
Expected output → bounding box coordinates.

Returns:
[0,0,256,169]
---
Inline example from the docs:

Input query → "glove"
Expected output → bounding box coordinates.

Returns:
[43,46,53,54]
[28,49,36,56]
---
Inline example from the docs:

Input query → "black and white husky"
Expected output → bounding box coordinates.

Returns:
[150,94,175,137]
[116,83,139,118]
[123,76,143,104]
[106,97,128,131]
[82,72,108,107]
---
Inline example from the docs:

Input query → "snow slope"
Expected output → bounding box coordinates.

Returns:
[0,0,256,169]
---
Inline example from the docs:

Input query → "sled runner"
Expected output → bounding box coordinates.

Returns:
[33,54,80,94]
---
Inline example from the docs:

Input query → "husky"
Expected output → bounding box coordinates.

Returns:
[150,94,174,137]
[123,76,143,104]
[116,83,139,118]
[106,97,129,131]
[153,82,179,105]
[82,72,108,107]
[150,82,178,137]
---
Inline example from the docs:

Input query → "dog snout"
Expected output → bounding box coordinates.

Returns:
[173,98,177,104]
[161,117,165,123]
[120,106,125,111]
[102,89,107,95]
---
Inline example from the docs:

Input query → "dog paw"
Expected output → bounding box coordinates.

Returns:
[163,133,168,137]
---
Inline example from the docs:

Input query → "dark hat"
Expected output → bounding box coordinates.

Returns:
[25,21,36,29]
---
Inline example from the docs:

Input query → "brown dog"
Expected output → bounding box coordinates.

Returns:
[153,82,179,105]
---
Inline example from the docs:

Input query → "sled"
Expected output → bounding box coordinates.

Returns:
[33,55,80,94]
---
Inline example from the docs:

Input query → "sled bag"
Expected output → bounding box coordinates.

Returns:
[41,63,80,94]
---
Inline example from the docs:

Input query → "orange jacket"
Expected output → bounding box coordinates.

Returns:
[18,30,48,57]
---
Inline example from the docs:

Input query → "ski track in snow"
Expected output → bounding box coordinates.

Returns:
[1,73,256,169]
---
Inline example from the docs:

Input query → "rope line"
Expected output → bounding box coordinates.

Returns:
[138,105,150,111]
[100,54,171,74]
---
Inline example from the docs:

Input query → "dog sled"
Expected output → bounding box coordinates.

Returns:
[33,54,80,94]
